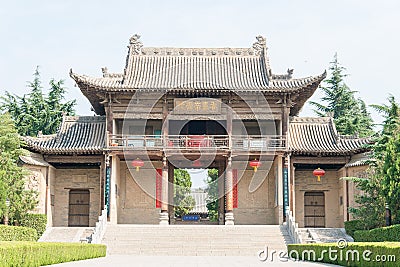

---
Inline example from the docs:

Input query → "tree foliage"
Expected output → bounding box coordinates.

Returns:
[0,113,38,224]
[370,95,400,158]
[0,67,76,136]
[348,95,400,226]
[205,169,219,221]
[310,53,374,137]
[345,176,385,230]
[173,169,195,217]
[379,127,400,223]
[370,96,400,224]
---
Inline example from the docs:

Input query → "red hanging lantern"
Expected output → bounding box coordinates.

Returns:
[313,168,325,182]
[131,158,144,172]
[249,159,261,172]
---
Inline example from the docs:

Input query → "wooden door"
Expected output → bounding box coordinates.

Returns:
[304,191,325,228]
[68,190,90,227]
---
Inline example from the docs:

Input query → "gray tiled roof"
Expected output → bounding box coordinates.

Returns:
[345,152,371,167]
[70,35,326,115]
[288,117,372,155]
[23,116,105,154]
[70,56,325,92]
[19,152,50,166]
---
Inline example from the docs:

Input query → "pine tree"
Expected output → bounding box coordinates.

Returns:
[370,95,400,223]
[370,95,400,157]
[348,96,400,227]
[379,127,400,223]
[0,66,76,136]
[0,113,37,224]
[310,54,374,137]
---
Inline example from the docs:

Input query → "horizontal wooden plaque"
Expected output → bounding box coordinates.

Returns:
[174,98,221,115]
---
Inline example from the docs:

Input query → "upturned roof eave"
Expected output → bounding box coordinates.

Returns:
[70,70,326,93]
[289,147,370,157]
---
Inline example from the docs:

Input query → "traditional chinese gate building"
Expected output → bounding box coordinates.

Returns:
[22,35,370,227]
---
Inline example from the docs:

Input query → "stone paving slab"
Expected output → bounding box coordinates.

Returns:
[49,255,340,267]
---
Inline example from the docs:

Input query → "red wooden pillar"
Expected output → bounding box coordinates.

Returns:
[225,156,234,225]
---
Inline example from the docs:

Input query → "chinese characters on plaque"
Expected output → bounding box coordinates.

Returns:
[174,98,221,114]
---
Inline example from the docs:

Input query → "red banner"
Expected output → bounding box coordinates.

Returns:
[156,169,162,208]
[233,169,238,208]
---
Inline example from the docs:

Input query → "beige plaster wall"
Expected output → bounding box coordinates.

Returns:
[118,161,160,224]
[48,166,56,226]
[233,160,277,224]
[24,164,56,227]
[53,168,101,227]
[343,165,369,221]
[24,165,47,214]
[294,169,341,228]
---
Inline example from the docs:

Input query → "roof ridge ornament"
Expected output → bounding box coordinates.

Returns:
[129,34,143,55]
[101,67,108,77]
[252,35,266,55]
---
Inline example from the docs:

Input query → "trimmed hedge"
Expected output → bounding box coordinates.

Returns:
[0,225,37,241]
[0,241,106,266]
[354,224,400,242]
[345,220,366,238]
[288,242,400,267]
[19,214,47,238]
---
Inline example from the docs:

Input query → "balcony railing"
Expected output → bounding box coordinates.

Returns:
[109,135,163,148]
[165,135,229,149]
[231,135,286,150]
[108,134,286,151]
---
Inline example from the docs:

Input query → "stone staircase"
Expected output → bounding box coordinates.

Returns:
[38,227,94,243]
[307,228,354,243]
[297,228,315,243]
[102,224,292,256]
[294,228,354,244]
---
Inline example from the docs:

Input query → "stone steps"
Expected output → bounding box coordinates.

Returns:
[308,228,354,243]
[38,227,94,243]
[102,224,292,256]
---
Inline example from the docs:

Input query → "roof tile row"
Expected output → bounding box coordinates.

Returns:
[288,117,372,155]
[23,116,105,154]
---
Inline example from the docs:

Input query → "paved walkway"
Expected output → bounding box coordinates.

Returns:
[50,255,339,267]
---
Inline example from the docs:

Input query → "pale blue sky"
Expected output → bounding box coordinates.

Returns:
[187,169,208,189]
[1,0,399,126]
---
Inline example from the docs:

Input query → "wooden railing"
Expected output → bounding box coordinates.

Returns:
[165,135,229,149]
[231,135,286,150]
[109,135,163,148]
[108,134,286,151]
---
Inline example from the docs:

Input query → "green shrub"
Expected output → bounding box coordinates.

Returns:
[288,242,400,267]
[0,241,106,266]
[354,224,400,242]
[19,213,47,238]
[0,225,37,241]
[345,220,366,238]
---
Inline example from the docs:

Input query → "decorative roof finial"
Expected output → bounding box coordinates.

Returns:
[129,34,143,55]
[252,35,266,55]
[101,67,108,77]
[287,68,294,78]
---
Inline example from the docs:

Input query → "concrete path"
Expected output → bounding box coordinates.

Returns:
[49,255,339,267]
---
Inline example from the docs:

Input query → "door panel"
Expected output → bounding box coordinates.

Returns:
[68,190,90,227]
[304,191,325,228]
